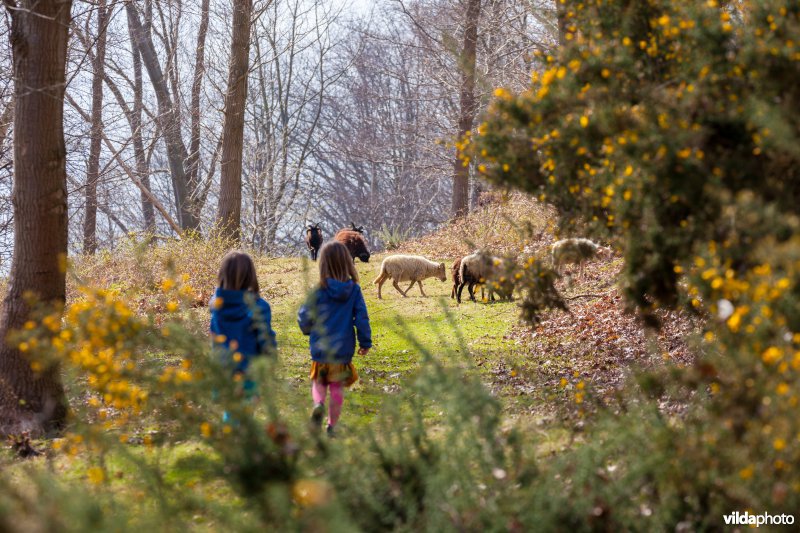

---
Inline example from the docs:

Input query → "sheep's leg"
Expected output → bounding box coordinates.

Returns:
[450,284,456,299]
[403,280,416,296]
[468,282,477,302]
[416,281,427,297]
[456,283,466,304]
[392,280,407,297]
[376,277,385,299]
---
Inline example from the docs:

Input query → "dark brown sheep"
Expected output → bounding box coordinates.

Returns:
[457,252,505,303]
[450,257,462,299]
[334,229,370,262]
[305,223,323,261]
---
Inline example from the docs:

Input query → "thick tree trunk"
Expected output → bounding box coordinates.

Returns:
[126,2,198,231]
[217,0,253,242]
[0,0,72,436]
[451,0,481,219]
[127,14,155,233]
[83,0,107,254]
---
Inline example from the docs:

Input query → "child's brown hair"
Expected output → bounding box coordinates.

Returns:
[318,241,359,288]
[218,251,260,293]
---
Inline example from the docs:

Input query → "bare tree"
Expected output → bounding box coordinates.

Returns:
[128,10,156,233]
[240,0,342,253]
[451,0,481,218]
[310,19,451,246]
[0,0,72,435]
[187,0,211,207]
[83,0,108,254]
[217,0,254,241]
[125,0,198,231]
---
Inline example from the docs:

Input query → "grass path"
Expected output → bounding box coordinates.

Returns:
[250,255,522,434]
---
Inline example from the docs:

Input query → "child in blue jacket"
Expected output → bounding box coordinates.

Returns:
[298,241,371,437]
[210,251,276,395]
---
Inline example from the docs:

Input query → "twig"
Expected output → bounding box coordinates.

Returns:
[565,293,605,301]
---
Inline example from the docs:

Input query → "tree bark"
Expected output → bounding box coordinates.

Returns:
[83,0,107,254]
[127,12,156,233]
[187,0,210,195]
[217,0,253,242]
[0,0,72,436]
[451,0,481,219]
[126,2,198,231]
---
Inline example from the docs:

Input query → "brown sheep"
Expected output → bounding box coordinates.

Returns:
[450,257,462,299]
[334,229,370,262]
[457,252,507,303]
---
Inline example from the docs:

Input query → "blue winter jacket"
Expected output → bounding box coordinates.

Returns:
[297,278,372,364]
[210,288,277,373]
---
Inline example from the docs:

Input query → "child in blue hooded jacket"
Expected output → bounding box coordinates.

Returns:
[298,241,371,436]
[210,251,276,394]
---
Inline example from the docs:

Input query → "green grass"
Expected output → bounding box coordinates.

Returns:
[3,250,580,529]
[248,254,522,433]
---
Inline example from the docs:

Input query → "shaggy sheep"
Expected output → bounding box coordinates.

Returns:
[450,257,462,299]
[305,223,323,261]
[457,252,503,303]
[373,255,446,299]
[551,238,613,278]
[334,229,370,262]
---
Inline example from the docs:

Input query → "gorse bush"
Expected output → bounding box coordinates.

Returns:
[470,0,800,524]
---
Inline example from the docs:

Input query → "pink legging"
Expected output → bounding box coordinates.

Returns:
[311,380,344,427]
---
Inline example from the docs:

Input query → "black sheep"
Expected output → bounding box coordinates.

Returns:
[305,223,323,261]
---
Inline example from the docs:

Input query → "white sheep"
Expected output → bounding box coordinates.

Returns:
[457,252,506,303]
[551,238,613,278]
[373,255,447,299]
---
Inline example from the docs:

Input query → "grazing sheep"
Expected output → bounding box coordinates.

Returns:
[551,238,613,278]
[450,257,462,299]
[373,255,446,299]
[334,229,370,262]
[457,252,504,303]
[305,223,323,261]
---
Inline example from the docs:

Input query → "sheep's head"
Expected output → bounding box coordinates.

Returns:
[357,252,370,263]
[306,225,322,239]
[437,262,446,282]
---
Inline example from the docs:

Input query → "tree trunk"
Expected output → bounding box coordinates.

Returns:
[127,12,155,233]
[0,0,72,436]
[217,0,253,242]
[83,0,107,254]
[187,0,210,194]
[451,0,481,219]
[125,2,198,231]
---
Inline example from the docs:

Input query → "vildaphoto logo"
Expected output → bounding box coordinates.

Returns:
[723,511,795,527]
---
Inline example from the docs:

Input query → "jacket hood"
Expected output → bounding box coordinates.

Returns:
[323,278,355,302]
[212,287,256,320]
